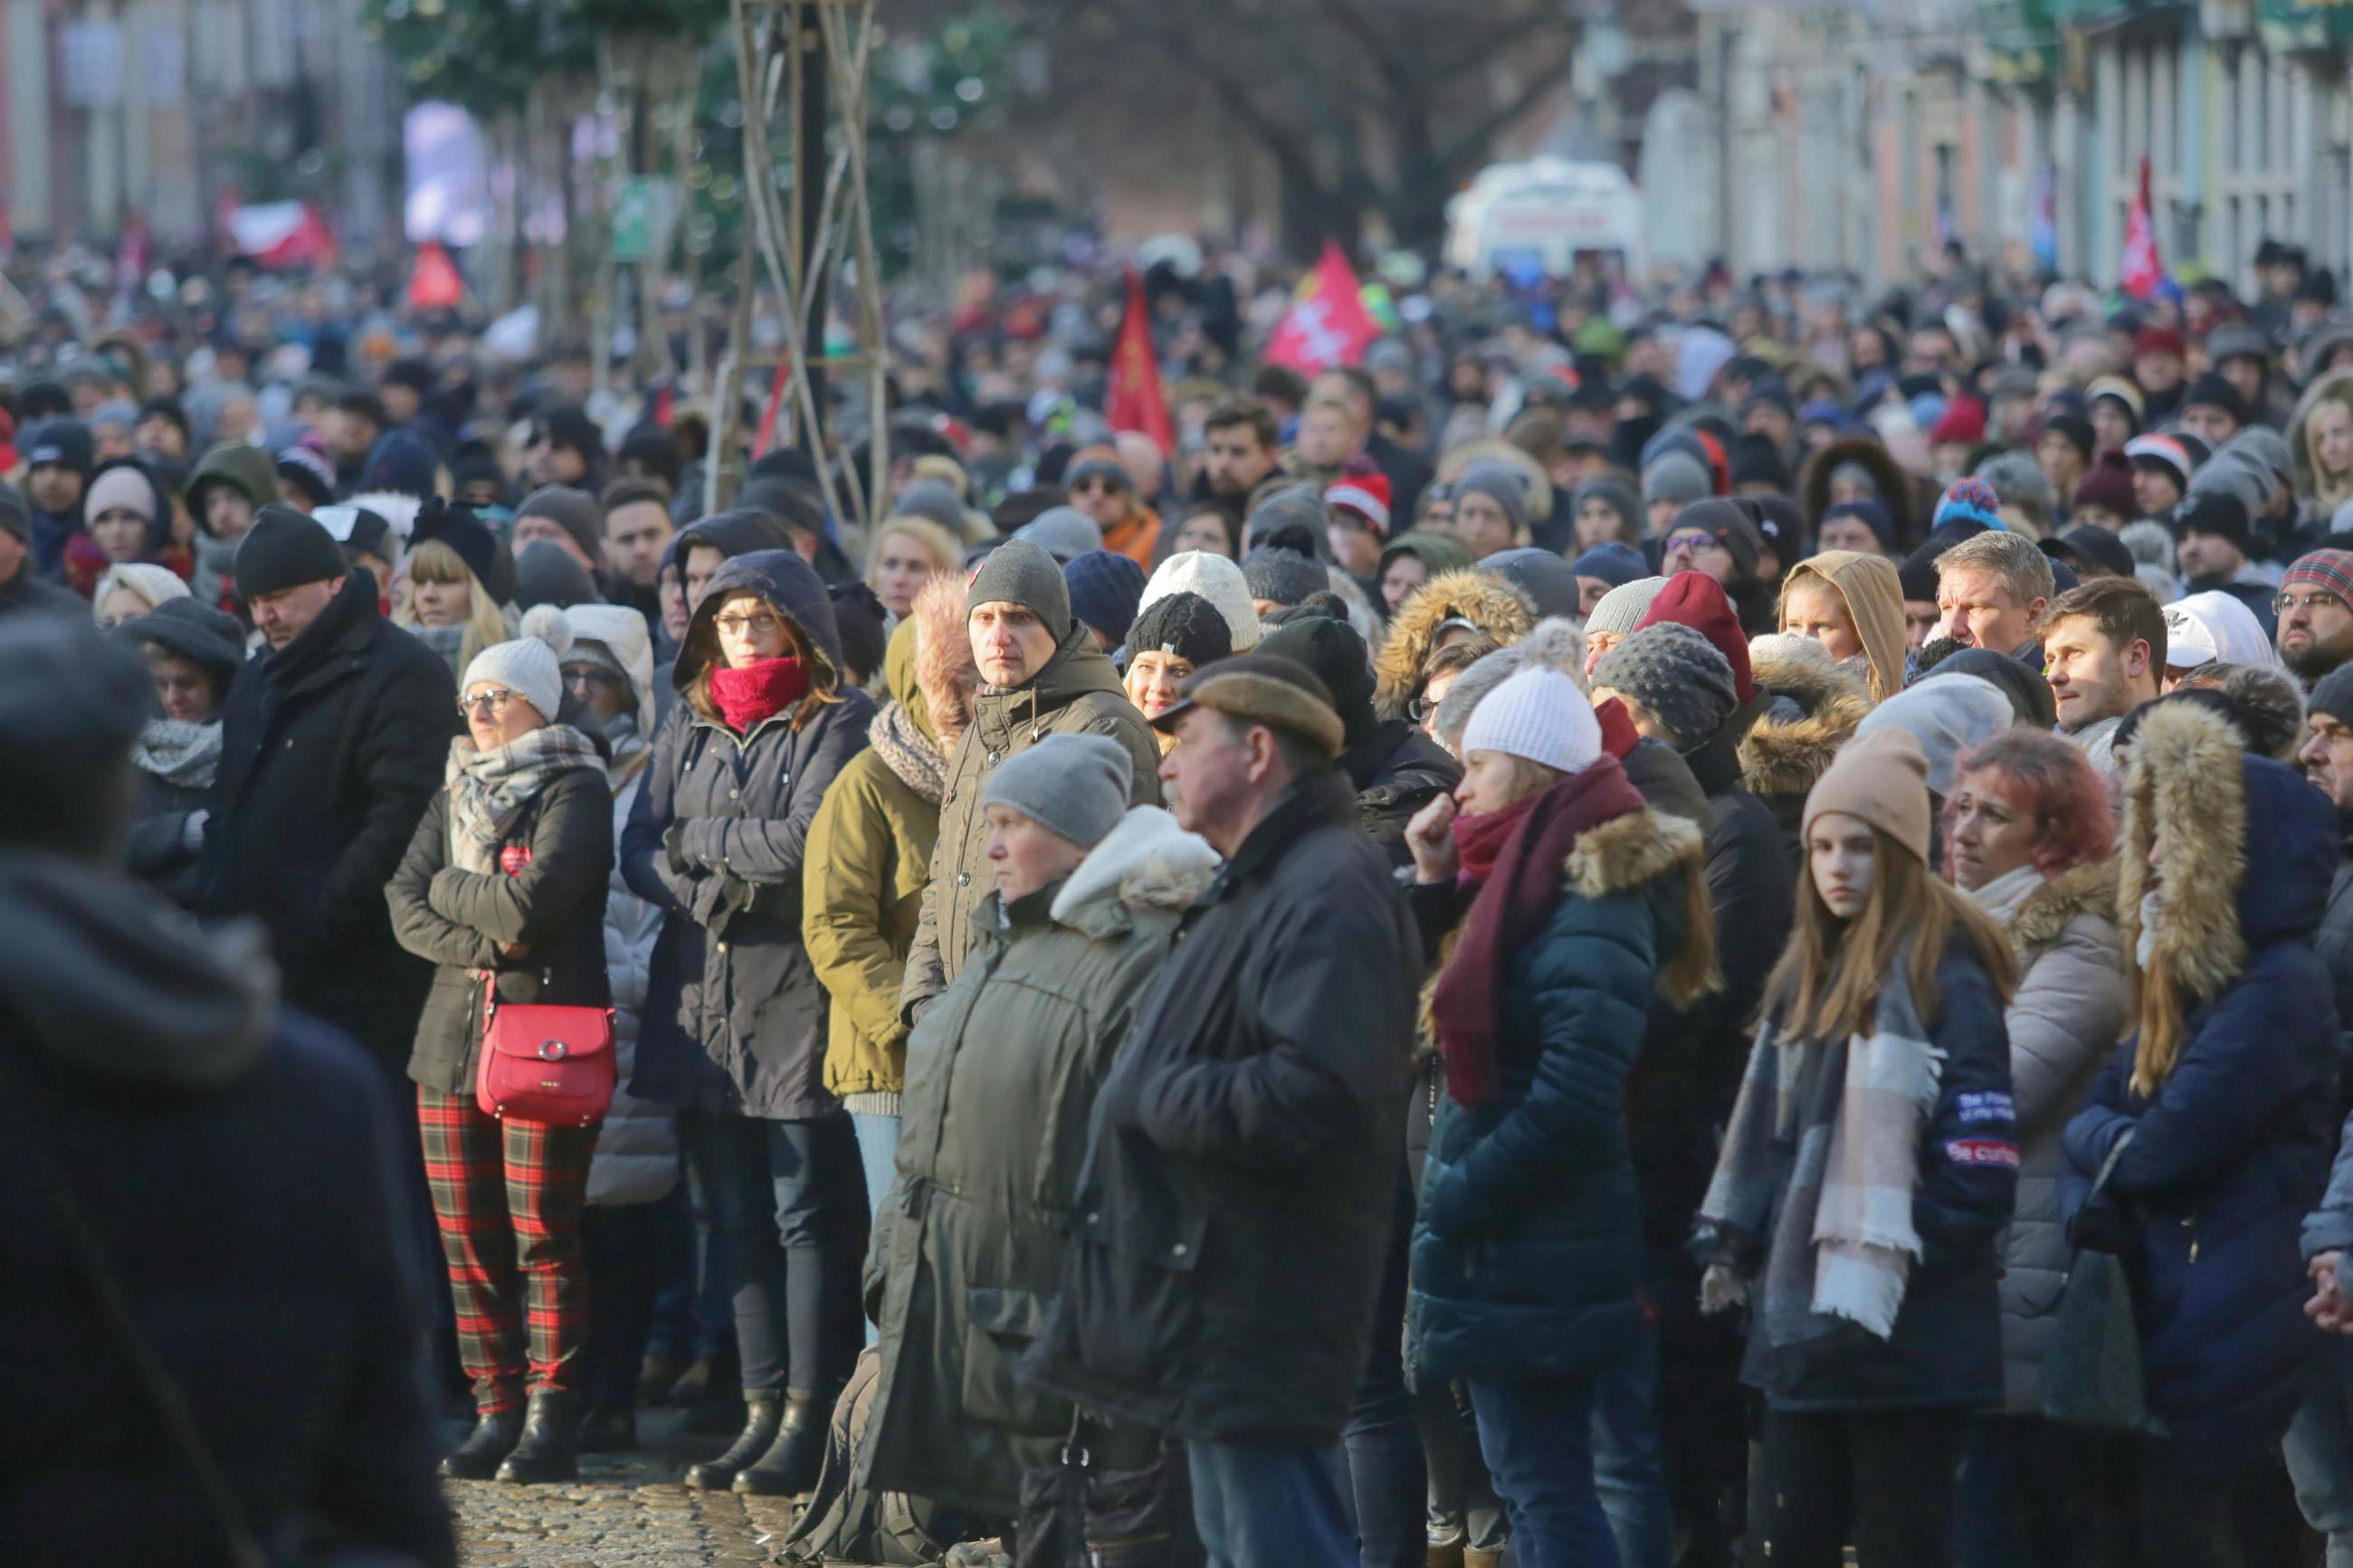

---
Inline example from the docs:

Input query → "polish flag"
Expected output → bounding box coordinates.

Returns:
[229,201,338,270]
[1266,242,1381,375]
[2120,157,2164,300]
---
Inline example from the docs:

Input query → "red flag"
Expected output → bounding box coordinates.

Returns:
[2120,157,2163,301]
[407,239,465,311]
[1266,242,1381,375]
[1106,267,1174,456]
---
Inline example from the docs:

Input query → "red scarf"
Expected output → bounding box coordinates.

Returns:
[1429,755,1646,1111]
[710,656,809,732]
[1453,795,1539,886]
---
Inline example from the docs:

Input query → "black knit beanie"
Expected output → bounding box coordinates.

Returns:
[1129,591,1234,672]
[233,506,348,602]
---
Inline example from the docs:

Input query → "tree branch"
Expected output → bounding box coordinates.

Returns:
[1432,43,1582,181]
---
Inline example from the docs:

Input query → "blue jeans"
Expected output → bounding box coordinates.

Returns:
[2288,1337,2353,1568]
[1186,1439,1355,1568]
[696,1109,866,1392]
[1588,1336,1672,1568]
[849,1111,901,1224]
[1466,1373,1620,1568]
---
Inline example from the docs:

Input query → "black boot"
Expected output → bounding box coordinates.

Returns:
[732,1385,834,1497]
[494,1388,579,1484]
[439,1407,524,1481]
[684,1392,782,1490]
[576,1400,638,1455]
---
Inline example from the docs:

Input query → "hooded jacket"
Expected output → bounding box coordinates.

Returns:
[1800,434,1918,549]
[198,570,458,1069]
[1373,566,1536,720]
[1777,550,1908,705]
[186,442,281,612]
[2290,368,2353,516]
[1738,647,1874,877]
[1408,803,1717,1383]
[0,854,454,1565]
[859,809,1219,1516]
[896,618,1159,1019]
[622,550,877,1118]
[1983,860,2127,1415]
[2064,703,2338,1473]
[804,615,952,1105]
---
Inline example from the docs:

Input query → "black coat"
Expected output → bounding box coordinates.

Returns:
[623,550,874,1119]
[1343,718,1462,870]
[1022,772,1422,1444]
[0,560,85,616]
[386,762,614,1096]
[197,571,457,1069]
[127,765,210,909]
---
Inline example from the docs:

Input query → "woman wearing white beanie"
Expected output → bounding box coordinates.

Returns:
[91,560,190,629]
[386,602,614,1485]
[1402,662,1717,1568]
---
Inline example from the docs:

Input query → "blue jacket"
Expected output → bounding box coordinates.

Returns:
[2064,749,2338,1472]
[1408,803,1714,1385]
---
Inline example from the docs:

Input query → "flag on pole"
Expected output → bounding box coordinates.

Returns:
[228,201,338,271]
[2120,157,2164,300]
[407,239,465,311]
[1106,267,1174,456]
[1266,242,1382,375]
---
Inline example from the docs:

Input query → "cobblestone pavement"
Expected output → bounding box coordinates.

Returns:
[447,1409,804,1567]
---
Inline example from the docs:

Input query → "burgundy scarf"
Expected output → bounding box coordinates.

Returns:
[710,656,809,732]
[1430,754,1647,1111]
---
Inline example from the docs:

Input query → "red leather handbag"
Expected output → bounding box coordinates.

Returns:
[474,974,616,1126]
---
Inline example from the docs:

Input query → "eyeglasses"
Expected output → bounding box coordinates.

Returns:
[1071,477,1126,495]
[458,689,527,717]
[2275,590,2348,617]
[1663,533,1726,556]
[712,610,784,637]
[562,664,624,690]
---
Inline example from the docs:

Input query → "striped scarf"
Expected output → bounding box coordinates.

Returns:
[444,725,605,874]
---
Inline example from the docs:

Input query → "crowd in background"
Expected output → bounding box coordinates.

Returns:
[16,233,2353,1568]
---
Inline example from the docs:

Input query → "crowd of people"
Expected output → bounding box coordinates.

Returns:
[16,233,2353,1568]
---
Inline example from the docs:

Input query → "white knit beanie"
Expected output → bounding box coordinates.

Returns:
[1138,549,1262,651]
[1459,665,1602,774]
[462,603,573,724]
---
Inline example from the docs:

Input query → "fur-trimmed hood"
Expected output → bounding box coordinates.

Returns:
[910,571,979,747]
[1562,806,1721,1008]
[1430,616,1587,754]
[1738,647,1872,798]
[1049,805,1220,932]
[2289,367,2353,511]
[2006,858,2120,953]
[1799,435,1914,543]
[1375,567,1537,719]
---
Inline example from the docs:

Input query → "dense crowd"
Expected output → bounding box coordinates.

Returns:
[14,236,2353,1568]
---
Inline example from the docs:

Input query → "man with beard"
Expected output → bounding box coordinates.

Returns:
[2040,577,2166,778]
[2279,551,2353,685]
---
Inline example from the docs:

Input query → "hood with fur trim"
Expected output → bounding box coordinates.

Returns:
[1049,805,1220,931]
[910,570,980,747]
[1800,435,1915,545]
[2007,858,2120,953]
[2290,367,2353,513]
[1375,567,1536,719]
[1738,646,1873,799]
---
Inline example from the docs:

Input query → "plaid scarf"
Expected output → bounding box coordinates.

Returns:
[444,725,605,874]
[1699,944,1942,1343]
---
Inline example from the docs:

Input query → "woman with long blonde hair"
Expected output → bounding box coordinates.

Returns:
[1698,727,2016,1566]
[396,524,514,678]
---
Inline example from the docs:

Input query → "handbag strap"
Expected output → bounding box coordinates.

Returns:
[0,1060,270,1568]
[2089,1129,2136,1202]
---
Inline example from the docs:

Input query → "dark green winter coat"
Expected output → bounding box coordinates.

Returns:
[858,807,1217,1517]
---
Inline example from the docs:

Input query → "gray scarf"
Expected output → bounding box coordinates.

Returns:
[867,699,949,805]
[130,718,224,790]
[407,621,469,678]
[444,725,605,873]
[1700,943,1942,1345]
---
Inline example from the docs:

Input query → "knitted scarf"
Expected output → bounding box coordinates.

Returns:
[710,656,808,732]
[130,718,224,791]
[407,621,468,679]
[1699,945,1941,1343]
[867,699,949,805]
[444,725,605,874]
[1428,755,1645,1111]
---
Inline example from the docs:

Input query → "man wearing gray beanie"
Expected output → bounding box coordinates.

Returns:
[1243,546,1329,613]
[512,484,606,575]
[903,539,1161,1020]
[1593,622,1740,751]
[1643,451,1712,537]
[1582,575,1668,679]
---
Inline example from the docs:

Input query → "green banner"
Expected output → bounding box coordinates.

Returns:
[2259,0,2353,44]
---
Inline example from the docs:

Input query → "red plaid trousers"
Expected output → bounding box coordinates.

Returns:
[417,1087,597,1413]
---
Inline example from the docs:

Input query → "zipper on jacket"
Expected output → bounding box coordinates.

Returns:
[2184,1207,2199,1265]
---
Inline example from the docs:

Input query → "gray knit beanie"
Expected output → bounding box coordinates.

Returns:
[981,731,1131,850]
[1012,505,1104,563]
[1643,451,1710,507]
[1455,463,1531,536]
[1242,546,1328,608]
[967,537,1072,635]
[1585,575,1668,639]
[516,485,605,564]
[1593,622,1739,746]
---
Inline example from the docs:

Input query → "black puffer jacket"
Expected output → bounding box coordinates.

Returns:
[1344,719,1462,870]
[198,570,456,1069]
[386,755,614,1096]
[623,550,875,1119]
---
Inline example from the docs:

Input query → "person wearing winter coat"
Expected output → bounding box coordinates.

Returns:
[119,597,245,908]
[1022,655,1420,1567]
[1698,727,2019,1566]
[198,508,457,1076]
[896,540,1160,1022]
[804,572,978,1221]
[1372,565,1536,721]
[0,613,455,1568]
[621,548,875,1498]
[1739,637,1877,876]
[2063,699,2339,1564]
[1402,666,1718,1568]
[183,439,276,611]
[557,602,681,1455]
[1939,731,2128,1567]
[860,738,1220,1532]
[386,608,613,1486]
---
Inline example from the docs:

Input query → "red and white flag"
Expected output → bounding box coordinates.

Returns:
[1106,266,1174,456]
[1266,242,1380,375]
[228,201,338,270]
[2120,157,2163,301]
